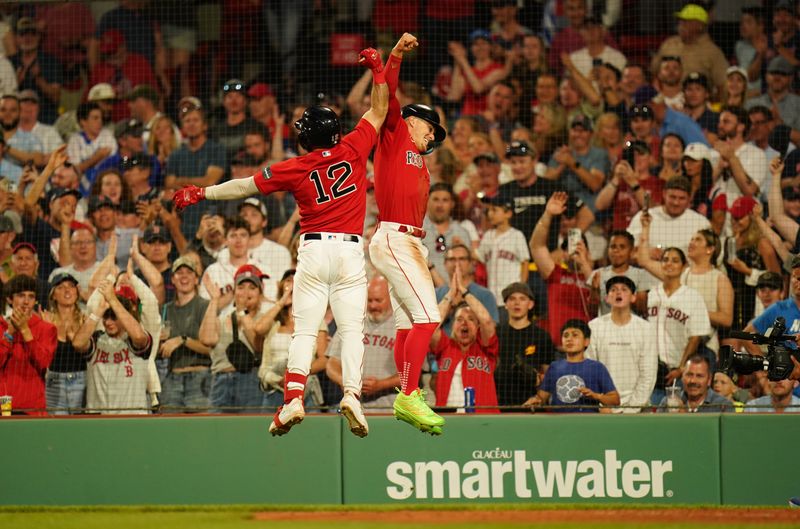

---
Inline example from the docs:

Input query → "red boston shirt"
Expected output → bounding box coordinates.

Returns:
[254,119,377,235]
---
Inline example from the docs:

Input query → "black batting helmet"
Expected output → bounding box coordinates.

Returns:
[401,104,447,153]
[294,106,341,152]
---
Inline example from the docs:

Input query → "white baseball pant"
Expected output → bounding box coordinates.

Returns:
[286,232,366,396]
[368,222,441,329]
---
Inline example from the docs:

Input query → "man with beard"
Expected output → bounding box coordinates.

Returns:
[49,226,99,302]
[18,90,62,158]
[745,378,800,413]
[746,57,800,142]
[164,107,226,240]
[654,56,684,110]
[712,107,765,205]
[0,94,44,185]
[210,79,265,161]
[326,276,400,410]
[422,183,472,282]
[657,355,730,412]
[9,17,62,125]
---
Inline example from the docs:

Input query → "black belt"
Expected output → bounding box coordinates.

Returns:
[303,232,360,243]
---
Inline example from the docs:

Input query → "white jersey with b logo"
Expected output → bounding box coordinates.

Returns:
[85,330,153,414]
[647,284,711,368]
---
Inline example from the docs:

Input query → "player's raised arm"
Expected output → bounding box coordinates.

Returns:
[385,33,418,129]
[357,48,389,134]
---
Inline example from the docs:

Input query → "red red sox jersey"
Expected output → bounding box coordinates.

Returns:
[254,119,377,235]
[433,331,500,413]
[374,54,430,228]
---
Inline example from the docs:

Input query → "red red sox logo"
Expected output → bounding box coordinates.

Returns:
[440,356,492,373]
[648,306,689,324]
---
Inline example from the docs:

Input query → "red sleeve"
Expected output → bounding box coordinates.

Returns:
[27,320,56,372]
[384,54,402,130]
[434,332,452,359]
[0,320,10,367]
[342,119,378,161]
[480,331,499,358]
[253,158,296,196]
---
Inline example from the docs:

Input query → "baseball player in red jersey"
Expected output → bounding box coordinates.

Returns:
[365,33,449,435]
[174,53,388,437]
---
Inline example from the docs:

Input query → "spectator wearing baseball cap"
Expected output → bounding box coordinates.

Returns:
[8,242,50,307]
[136,225,174,305]
[545,114,611,212]
[586,275,657,413]
[211,79,266,161]
[216,197,292,292]
[18,89,64,157]
[160,255,212,412]
[683,72,719,137]
[746,56,800,134]
[96,118,162,190]
[121,152,154,202]
[445,27,506,117]
[126,85,176,147]
[746,251,800,358]
[199,261,271,413]
[494,281,556,409]
[54,83,116,142]
[725,65,750,108]
[651,3,729,102]
[565,14,627,81]
[727,195,781,330]
[90,29,157,123]
[248,83,285,138]
[9,17,63,124]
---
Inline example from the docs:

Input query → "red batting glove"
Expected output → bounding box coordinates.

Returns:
[358,48,383,73]
[173,185,205,212]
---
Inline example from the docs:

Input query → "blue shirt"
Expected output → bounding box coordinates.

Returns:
[547,146,610,212]
[752,298,800,348]
[95,153,164,193]
[166,139,227,239]
[9,51,63,124]
[744,394,800,413]
[540,357,616,412]
[435,283,499,336]
[661,107,708,146]
[0,130,44,184]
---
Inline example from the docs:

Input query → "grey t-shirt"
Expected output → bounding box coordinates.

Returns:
[164,294,210,370]
[328,315,397,408]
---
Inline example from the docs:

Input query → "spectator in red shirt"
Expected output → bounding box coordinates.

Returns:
[431,266,499,413]
[0,274,57,415]
[446,30,507,116]
[89,30,157,123]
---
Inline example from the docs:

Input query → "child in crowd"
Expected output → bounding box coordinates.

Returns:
[525,319,619,413]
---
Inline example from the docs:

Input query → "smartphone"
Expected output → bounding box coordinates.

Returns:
[592,58,603,67]
[643,191,651,213]
[567,228,582,255]
[726,238,737,264]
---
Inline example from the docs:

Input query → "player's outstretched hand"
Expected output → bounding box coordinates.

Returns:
[173,185,205,212]
[358,48,383,72]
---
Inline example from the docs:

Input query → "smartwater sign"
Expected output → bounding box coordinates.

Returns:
[342,415,720,504]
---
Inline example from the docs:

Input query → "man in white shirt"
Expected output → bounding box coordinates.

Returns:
[215,197,291,291]
[712,106,766,206]
[626,176,710,256]
[18,89,63,157]
[587,276,657,413]
[568,14,627,79]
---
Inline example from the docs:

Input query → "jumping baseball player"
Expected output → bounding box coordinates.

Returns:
[173,52,389,437]
[365,33,448,435]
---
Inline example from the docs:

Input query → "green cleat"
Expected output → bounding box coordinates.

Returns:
[393,388,445,434]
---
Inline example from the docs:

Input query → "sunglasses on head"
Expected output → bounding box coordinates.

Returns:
[435,235,446,252]
[661,55,682,64]
[223,82,245,92]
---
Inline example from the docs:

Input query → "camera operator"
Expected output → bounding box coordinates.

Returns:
[740,255,800,380]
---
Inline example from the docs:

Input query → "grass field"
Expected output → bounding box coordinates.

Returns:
[2,505,799,529]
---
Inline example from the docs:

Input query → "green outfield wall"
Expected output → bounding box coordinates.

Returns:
[0,414,796,506]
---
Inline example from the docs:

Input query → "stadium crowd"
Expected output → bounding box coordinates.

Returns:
[1,0,800,416]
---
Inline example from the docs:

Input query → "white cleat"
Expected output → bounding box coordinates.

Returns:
[268,398,305,436]
[340,392,369,438]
